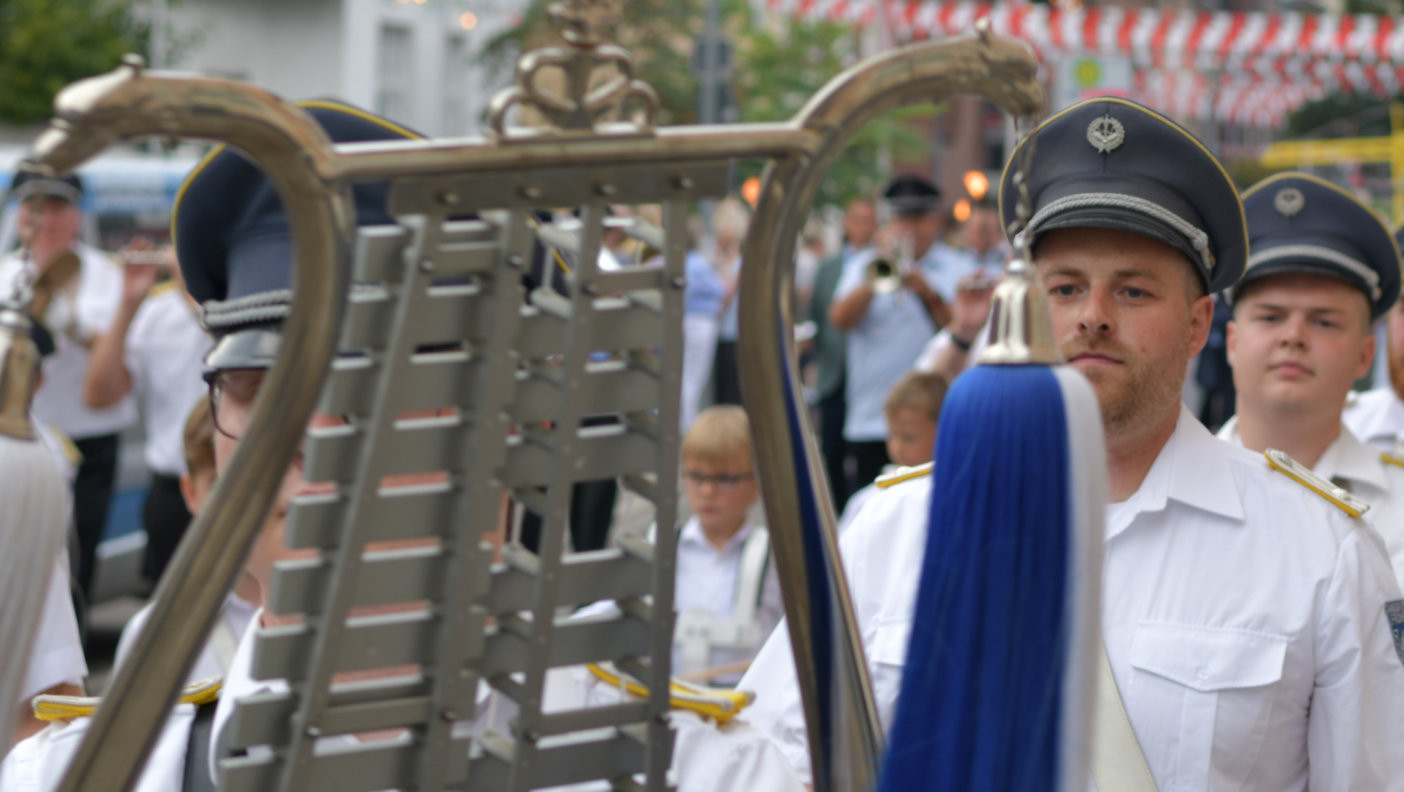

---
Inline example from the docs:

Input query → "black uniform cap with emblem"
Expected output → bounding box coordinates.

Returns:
[1234,172,1402,321]
[173,100,420,371]
[998,96,1248,294]
[884,174,941,217]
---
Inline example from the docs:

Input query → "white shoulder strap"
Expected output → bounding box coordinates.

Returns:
[1093,641,1159,792]
[730,525,770,626]
[210,615,240,675]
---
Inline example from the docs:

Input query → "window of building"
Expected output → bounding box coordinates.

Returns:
[443,35,470,136]
[377,24,415,124]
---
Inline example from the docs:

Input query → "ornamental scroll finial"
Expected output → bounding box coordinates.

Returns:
[488,0,660,138]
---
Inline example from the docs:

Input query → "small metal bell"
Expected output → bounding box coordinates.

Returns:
[977,238,1062,367]
[0,303,40,440]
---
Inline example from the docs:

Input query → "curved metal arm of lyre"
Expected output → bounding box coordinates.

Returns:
[28,56,353,792]
[738,29,1042,792]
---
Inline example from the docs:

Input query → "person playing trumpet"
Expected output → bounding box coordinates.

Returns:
[828,174,976,486]
[0,168,136,608]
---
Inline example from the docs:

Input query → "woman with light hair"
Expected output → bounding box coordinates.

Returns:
[0,431,85,752]
[711,197,751,407]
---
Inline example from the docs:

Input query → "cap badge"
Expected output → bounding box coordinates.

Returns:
[1274,187,1305,217]
[1086,114,1125,154]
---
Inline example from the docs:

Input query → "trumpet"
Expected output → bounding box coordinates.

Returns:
[865,256,901,294]
[865,231,914,294]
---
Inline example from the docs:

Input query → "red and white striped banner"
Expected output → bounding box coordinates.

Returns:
[772,0,1404,126]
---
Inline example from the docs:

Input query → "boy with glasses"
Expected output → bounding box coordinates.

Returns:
[673,405,782,684]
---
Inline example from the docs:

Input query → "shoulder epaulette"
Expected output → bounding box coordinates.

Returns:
[1264,448,1371,519]
[32,676,221,723]
[147,280,179,298]
[1381,452,1404,471]
[585,662,753,723]
[875,461,934,489]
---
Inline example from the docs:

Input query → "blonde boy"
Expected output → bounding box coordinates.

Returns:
[838,371,946,533]
[673,406,783,684]
[112,400,260,682]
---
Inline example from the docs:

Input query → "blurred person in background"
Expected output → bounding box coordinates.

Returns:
[682,219,726,434]
[712,197,749,406]
[829,175,973,486]
[807,197,875,509]
[837,371,945,534]
[84,244,211,586]
[0,168,136,605]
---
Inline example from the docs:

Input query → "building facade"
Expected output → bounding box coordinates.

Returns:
[167,0,517,137]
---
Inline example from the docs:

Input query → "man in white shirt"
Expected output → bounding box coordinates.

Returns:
[1216,172,1404,588]
[829,175,974,486]
[1344,263,1404,452]
[0,169,137,602]
[740,96,1404,790]
[84,247,211,585]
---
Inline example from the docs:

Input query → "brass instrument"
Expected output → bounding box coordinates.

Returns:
[25,10,1042,792]
[864,231,914,295]
[865,255,900,294]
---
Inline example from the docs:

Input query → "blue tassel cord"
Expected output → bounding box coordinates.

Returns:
[878,364,1073,792]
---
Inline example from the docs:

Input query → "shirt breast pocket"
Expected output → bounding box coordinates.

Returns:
[1128,622,1288,791]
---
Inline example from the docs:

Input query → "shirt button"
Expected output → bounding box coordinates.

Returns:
[1196,666,1209,680]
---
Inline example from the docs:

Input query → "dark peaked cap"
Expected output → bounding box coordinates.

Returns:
[999,96,1248,294]
[173,100,420,370]
[884,174,941,216]
[1237,173,1401,321]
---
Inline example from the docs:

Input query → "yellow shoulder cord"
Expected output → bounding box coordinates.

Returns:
[33,676,222,723]
[876,461,934,489]
[1264,449,1371,519]
[525,214,573,276]
[584,662,754,724]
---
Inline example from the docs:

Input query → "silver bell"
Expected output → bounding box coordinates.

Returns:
[0,304,39,441]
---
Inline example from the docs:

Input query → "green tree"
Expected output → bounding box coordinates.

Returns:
[728,8,935,208]
[480,0,934,208]
[0,0,150,125]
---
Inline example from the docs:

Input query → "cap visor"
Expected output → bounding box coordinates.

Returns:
[204,326,282,371]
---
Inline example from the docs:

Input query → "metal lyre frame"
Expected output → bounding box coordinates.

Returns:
[26,8,1040,791]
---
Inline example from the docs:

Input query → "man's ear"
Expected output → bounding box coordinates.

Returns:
[1187,294,1215,359]
[1356,331,1378,381]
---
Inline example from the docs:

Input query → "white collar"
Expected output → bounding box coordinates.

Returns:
[1351,388,1404,446]
[678,515,758,553]
[1110,405,1245,540]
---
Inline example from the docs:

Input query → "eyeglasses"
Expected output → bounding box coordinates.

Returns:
[207,369,266,440]
[682,470,754,490]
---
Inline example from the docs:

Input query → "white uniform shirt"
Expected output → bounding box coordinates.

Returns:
[1343,387,1404,453]
[113,593,257,685]
[1219,417,1404,591]
[836,243,976,442]
[124,284,211,475]
[0,243,137,438]
[206,607,803,792]
[674,516,783,682]
[739,406,1404,789]
[0,702,197,792]
[22,556,87,706]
